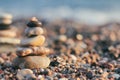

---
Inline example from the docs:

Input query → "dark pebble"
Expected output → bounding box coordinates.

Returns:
[86,71,93,79]
[50,60,59,67]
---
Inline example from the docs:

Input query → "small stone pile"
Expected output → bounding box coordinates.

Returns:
[0,13,20,52]
[13,17,50,69]
[0,13,20,44]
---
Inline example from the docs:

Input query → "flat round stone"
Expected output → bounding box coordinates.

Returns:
[21,35,45,47]
[0,29,16,38]
[0,37,20,44]
[13,56,50,69]
[25,27,44,37]
[16,46,50,57]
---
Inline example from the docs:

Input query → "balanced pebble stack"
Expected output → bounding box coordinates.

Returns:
[13,17,50,69]
[0,13,20,52]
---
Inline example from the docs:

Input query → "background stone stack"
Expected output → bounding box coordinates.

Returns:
[13,17,50,69]
[0,13,20,52]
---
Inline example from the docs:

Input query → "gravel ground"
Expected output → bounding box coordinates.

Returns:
[0,19,120,80]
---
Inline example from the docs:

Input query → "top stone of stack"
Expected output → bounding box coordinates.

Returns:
[0,13,12,25]
[0,13,13,30]
[27,17,42,27]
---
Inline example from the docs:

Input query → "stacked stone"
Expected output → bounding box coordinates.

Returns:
[13,17,50,69]
[0,13,20,44]
[0,13,20,52]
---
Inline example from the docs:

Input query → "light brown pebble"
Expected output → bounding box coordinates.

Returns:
[8,52,17,61]
[58,35,67,42]
[76,34,83,40]
[101,72,109,78]
[0,57,4,64]
[76,77,80,80]
[30,17,39,22]
[38,75,44,80]
[70,55,77,62]
[0,13,12,24]
[0,37,20,44]
[16,47,33,57]
[25,27,44,37]
[108,63,115,70]
[16,69,36,80]
[59,78,68,80]
[21,35,45,47]
[0,53,8,60]
[0,30,16,38]
[0,27,17,37]
[17,46,50,57]
[13,56,50,69]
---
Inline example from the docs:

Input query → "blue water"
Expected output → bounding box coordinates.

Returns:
[0,0,119,13]
[0,0,120,24]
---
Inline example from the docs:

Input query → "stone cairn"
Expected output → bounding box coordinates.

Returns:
[13,17,50,69]
[0,13,20,52]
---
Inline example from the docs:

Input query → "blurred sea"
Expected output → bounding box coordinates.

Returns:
[0,0,120,24]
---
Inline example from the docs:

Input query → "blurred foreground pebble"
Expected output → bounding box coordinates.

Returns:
[16,69,36,80]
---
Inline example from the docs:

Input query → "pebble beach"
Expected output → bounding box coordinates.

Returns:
[0,17,120,80]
